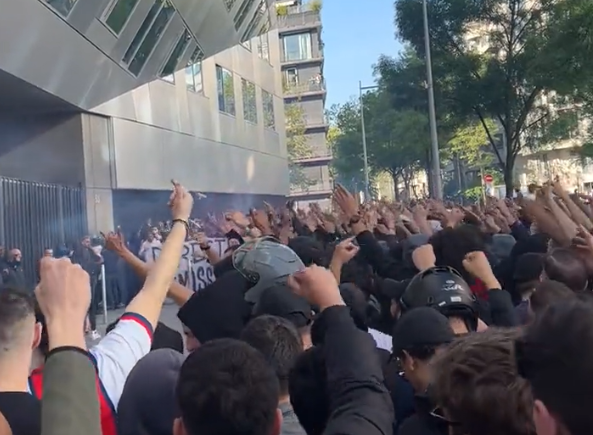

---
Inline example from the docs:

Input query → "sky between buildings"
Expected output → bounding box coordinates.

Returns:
[321,0,403,108]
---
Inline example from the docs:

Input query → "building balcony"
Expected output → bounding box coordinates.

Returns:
[283,80,326,99]
[288,180,333,197]
[294,150,332,163]
[281,54,324,67]
[277,3,322,32]
[302,114,329,130]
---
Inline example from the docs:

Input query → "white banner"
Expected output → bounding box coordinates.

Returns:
[144,238,228,292]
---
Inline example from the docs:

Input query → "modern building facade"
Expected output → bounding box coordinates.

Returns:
[276,0,332,208]
[0,0,288,233]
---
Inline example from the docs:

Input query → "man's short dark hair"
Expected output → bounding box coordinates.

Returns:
[176,338,280,435]
[433,328,535,435]
[517,299,593,435]
[240,315,302,396]
[288,346,329,435]
[0,287,35,353]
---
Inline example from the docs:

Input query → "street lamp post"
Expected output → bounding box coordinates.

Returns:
[422,0,442,199]
[359,81,378,201]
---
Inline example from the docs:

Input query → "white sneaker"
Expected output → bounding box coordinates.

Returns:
[90,330,101,340]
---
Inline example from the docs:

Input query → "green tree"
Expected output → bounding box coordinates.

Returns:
[330,89,431,196]
[394,0,586,195]
[285,104,314,190]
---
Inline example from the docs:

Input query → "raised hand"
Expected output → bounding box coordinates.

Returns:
[168,180,193,221]
[287,265,344,311]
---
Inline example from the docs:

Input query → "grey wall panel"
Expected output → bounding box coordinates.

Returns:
[85,19,120,54]
[66,0,112,34]
[0,113,84,186]
[111,117,289,194]
[0,0,137,109]
[0,0,276,111]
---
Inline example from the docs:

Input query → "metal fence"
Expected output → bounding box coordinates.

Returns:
[0,177,87,287]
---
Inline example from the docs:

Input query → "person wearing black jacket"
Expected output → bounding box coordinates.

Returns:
[288,265,394,435]
[391,308,455,435]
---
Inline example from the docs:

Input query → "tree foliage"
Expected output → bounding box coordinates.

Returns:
[447,119,497,168]
[393,0,590,195]
[330,87,431,196]
[285,104,314,190]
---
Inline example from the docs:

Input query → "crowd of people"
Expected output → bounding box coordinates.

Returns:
[0,178,590,435]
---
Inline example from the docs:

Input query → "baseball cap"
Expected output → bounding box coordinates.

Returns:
[392,307,455,355]
[252,285,313,328]
[117,349,185,435]
[380,278,408,301]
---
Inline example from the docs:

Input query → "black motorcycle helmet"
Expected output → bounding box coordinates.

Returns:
[400,266,478,332]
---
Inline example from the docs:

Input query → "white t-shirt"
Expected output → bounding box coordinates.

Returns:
[369,328,392,352]
[139,239,162,260]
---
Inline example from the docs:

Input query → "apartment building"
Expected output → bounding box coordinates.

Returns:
[276,0,332,208]
[0,0,287,232]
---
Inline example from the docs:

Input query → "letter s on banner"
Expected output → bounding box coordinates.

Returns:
[144,239,228,292]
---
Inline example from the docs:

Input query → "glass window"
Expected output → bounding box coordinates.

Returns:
[262,90,275,130]
[128,1,175,76]
[256,34,269,61]
[185,62,202,92]
[234,0,257,30]
[123,0,163,64]
[285,69,299,87]
[216,65,236,116]
[46,0,79,17]
[185,47,204,93]
[242,0,264,40]
[159,29,192,82]
[282,33,312,61]
[104,0,139,34]
[242,79,257,124]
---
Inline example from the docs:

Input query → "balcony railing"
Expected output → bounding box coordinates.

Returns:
[302,114,329,127]
[284,80,326,96]
[281,53,324,63]
[290,181,333,195]
[277,5,321,30]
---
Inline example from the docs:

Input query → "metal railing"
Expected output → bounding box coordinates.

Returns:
[277,10,321,29]
[284,80,326,95]
[0,177,87,287]
[302,114,328,126]
[290,181,333,194]
[281,53,323,63]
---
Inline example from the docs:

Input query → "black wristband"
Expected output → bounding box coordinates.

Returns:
[172,218,189,234]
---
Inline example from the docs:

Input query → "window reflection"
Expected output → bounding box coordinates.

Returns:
[242,79,257,124]
[104,0,140,34]
[46,0,79,17]
[216,65,235,115]
[160,29,192,82]
[128,0,175,76]
[262,90,275,130]
[185,47,204,93]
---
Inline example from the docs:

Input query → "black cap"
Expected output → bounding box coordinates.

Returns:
[380,278,408,301]
[392,307,455,355]
[513,252,544,283]
[253,285,313,328]
[117,349,184,435]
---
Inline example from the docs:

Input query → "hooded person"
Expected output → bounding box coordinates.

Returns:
[178,237,305,346]
[233,237,305,306]
[117,349,184,435]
